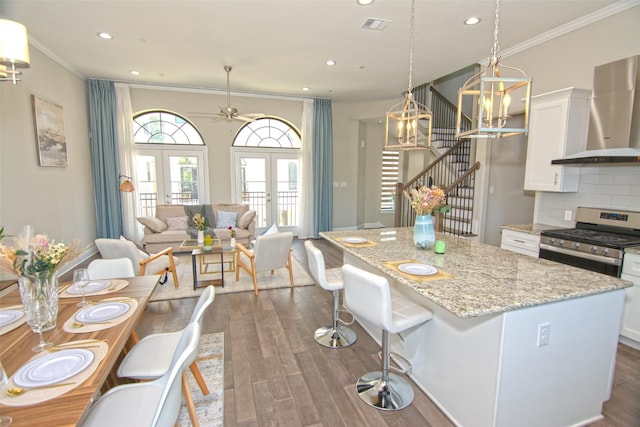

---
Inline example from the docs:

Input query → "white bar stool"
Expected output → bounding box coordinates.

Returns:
[342,264,433,410]
[305,240,356,348]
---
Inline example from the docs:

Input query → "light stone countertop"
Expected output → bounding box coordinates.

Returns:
[500,223,565,235]
[626,246,640,256]
[321,228,631,319]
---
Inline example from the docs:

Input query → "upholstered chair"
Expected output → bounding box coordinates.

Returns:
[87,258,136,280]
[235,232,294,295]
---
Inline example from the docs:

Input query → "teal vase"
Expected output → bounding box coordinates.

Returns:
[414,214,436,250]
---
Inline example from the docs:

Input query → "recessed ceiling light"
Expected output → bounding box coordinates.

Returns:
[357,0,374,5]
[464,17,481,25]
[130,70,141,76]
[326,59,336,66]
[97,32,113,39]
[302,87,310,91]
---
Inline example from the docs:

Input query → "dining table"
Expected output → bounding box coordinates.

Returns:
[0,274,160,426]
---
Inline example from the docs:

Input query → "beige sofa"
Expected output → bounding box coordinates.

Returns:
[138,203,256,253]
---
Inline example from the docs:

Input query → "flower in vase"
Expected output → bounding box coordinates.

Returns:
[228,225,236,238]
[192,214,208,231]
[403,185,451,216]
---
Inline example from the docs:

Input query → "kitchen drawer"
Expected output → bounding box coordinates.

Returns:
[500,229,540,258]
[622,253,640,277]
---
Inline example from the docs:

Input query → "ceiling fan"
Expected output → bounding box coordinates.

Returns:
[190,65,265,123]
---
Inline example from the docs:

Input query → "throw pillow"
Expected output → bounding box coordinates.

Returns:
[237,210,256,229]
[216,211,238,228]
[136,216,168,233]
[261,223,279,235]
[166,216,189,231]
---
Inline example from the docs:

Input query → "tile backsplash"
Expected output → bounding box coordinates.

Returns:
[534,165,640,226]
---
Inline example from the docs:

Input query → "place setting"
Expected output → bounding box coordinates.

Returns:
[337,236,378,248]
[383,259,454,282]
[59,268,129,300]
[0,305,26,336]
[0,339,109,407]
[62,297,138,334]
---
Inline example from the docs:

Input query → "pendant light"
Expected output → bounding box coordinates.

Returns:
[0,19,30,84]
[455,0,532,140]
[384,0,432,151]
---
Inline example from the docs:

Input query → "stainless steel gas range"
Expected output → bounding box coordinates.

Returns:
[539,207,640,277]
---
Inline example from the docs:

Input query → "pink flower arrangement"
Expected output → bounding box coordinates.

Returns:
[403,185,450,216]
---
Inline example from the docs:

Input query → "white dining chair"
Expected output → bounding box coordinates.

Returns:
[87,258,136,280]
[79,322,201,427]
[117,285,215,427]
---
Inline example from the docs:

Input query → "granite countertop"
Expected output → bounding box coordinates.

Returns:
[626,247,640,256]
[321,228,631,319]
[501,223,565,235]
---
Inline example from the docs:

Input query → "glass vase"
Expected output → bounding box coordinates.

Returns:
[414,214,436,250]
[18,271,59,331]
[197,230,205,244]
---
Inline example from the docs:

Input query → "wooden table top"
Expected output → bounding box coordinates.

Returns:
[0,275,160,426]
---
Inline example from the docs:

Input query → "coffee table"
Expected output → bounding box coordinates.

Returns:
[180,239,203,251]
[191,245,237,290]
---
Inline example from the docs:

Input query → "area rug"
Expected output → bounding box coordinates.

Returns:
[178,332,224,426]
[150,255,323,301]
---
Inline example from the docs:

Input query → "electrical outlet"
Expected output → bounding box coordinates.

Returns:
[537,323,551,347]
[564,210,572,221]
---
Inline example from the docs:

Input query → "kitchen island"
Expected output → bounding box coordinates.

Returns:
[321,228,631,427]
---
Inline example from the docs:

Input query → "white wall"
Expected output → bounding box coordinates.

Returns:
[0,47,95,278]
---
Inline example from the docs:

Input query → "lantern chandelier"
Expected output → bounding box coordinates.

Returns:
[384,0,432,151]
[455,0,532,140]
[0,19,30,84]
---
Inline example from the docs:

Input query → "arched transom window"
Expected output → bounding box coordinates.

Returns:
[233,117,301,148]
[133,110,204,145]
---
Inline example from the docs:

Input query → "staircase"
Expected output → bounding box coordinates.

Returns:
[394,86,480,237]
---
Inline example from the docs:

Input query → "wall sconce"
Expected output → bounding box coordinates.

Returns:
[119,174,135,192]
[0,19,31,84]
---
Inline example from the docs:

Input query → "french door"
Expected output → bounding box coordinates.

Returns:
[135,147,209,216]
[231,149,301,234]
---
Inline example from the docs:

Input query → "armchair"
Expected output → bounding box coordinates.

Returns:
[235,232,294,295]
[94,238,179,288]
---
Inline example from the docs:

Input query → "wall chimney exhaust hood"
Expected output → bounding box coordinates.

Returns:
[552,55,640,165]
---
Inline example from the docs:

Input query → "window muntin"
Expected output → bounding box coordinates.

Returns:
[133,110,204,145]
[233,117,301,148]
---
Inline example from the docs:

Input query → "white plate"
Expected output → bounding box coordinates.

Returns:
[342,237,367,244]
[0,309,24,327]
[75,302,130,323]
[397,263,437,276]
[13,349,94,388]
[66,280,110,295]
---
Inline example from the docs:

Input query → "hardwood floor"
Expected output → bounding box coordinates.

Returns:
[134,238,640,427]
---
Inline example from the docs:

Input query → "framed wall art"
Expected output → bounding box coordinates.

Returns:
[32,95,68,167]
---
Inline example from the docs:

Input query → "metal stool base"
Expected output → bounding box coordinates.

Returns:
[356,371,414,411]
[314,325,357,348]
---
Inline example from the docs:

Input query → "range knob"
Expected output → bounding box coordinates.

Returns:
[590,246,598,253]
[549,238,555,244]
[601,248,609,256]
[573,242,580,249]
[559,240,565,247]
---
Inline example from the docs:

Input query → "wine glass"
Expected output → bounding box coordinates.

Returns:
[73,268,90,307]
[0,361,12,425]
[25,297,53,352]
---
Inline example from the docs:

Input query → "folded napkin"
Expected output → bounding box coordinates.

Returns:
[337,238,378,248]
[63,297,138,333]
[59,279,129,299]
[0,305,26,336]
[0,340,108,406]
[384,259,454,282]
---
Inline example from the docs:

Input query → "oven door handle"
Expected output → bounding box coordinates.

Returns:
[539,243,622,266]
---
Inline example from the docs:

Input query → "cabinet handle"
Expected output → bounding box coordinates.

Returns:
[554,172,559,185]
[514,239,525,244]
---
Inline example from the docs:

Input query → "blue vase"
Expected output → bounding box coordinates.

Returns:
[414,214,436,250]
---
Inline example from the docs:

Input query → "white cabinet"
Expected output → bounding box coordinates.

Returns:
[524,88,591,192]
[621,252,640,346]
[500,229,540,257]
